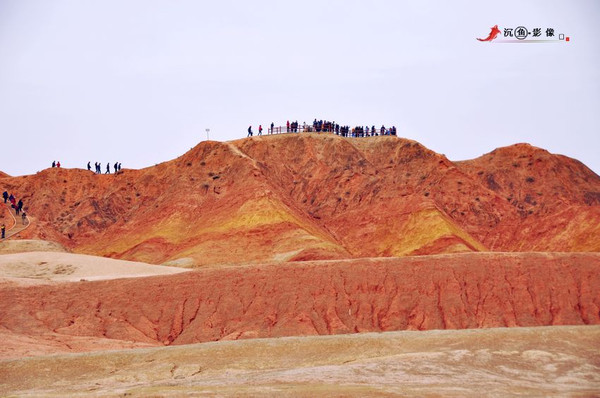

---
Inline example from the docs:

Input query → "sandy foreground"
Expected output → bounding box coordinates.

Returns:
[0,325,598,397]
[0,251,191,285]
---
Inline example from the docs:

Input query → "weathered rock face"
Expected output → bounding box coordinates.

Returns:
[0,253,598,357]
[1,135,599,265]
[455,143,600,251]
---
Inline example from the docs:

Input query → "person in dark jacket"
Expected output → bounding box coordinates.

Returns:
[2,191,7,203]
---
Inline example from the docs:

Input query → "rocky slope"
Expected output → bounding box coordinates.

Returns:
[1,252,598,358]
[1,135,599,266]
[456,143,600,251]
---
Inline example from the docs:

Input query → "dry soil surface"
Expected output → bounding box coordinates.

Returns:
[0,239,67,255]
[0,251,191,286]
[1,325,598,397]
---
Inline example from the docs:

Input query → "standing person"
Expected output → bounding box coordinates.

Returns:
[96,162,100,173]
[114,162,119,173]
[118,163,122,172]
[105,163,110,174]
[247,126,253,137]
[57,161,61,168]
[87,161,91,171]
[270,122,274,134]
[258,125,263,136]
[52,161,56,168]
[286,120,290,132]
[2,191,7,203]
[9,194,15,206]
[21,212,27,225]
[1,224,5,239]
[17,199,23,213]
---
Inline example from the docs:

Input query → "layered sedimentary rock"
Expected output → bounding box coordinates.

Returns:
[1,253,598,357]
[1,135,599,265]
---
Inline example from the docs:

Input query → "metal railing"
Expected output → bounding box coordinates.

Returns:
[258,125,396,137]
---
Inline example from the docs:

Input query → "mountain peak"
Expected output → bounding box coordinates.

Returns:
[2,134,599,265]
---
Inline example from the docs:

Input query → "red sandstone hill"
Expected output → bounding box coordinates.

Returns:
[2,135,599,265]
[1,253,599,358]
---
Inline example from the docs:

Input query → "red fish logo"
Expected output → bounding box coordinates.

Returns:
[477,25,501,42]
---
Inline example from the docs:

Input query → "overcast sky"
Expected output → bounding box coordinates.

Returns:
[0,0,599,176]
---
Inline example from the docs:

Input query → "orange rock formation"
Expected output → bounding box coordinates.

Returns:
[1,252,598,358]
[1,135,598,265]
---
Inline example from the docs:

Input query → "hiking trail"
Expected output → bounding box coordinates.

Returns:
[1,202,30,240]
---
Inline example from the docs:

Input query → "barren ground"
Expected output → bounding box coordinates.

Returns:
[0,249,598,396]
[1,325,598,397]
[0,251,191,285]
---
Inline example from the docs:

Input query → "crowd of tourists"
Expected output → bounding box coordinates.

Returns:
[87,162,122,174]
[1,190,28,238]
[247,119,397,137]
[50,161,123,174]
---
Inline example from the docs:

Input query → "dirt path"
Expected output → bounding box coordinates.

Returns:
[1,202,30,240]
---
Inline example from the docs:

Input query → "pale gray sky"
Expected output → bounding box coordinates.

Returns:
[1,0,599,176]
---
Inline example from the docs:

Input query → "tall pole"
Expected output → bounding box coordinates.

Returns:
[205,128,210,141]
